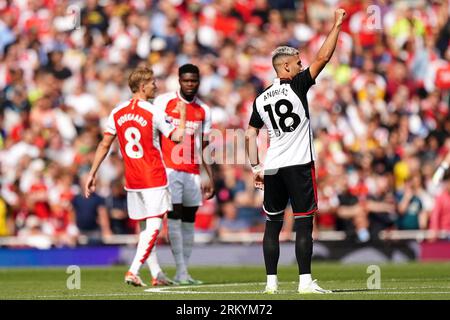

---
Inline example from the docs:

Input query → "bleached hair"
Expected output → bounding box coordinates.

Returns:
[271,46,299,66]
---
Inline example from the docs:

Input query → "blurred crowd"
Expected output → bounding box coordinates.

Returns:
[0,0,449,248]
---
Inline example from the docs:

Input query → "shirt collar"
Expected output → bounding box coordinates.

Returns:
[177,90,196,104]
[274,78,291,85]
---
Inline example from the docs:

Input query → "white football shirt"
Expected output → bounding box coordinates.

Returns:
[249,68,316,170]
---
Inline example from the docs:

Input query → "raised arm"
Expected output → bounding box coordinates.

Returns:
[309,8,346,80]
[432,151,450,186]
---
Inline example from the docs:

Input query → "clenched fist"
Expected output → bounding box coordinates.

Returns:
[335,8,347,26]
[174,100,186,114]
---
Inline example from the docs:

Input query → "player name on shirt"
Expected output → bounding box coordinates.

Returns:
[263,87,289,101]
[117,113,148,127]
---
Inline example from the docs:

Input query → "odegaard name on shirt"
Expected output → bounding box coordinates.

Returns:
[117,113,148,127]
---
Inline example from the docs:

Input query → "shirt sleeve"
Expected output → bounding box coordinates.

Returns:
[248,101,264,129]
[290,67,316,96]
[96,194,106,207]
[153,108,176,138]
[152,95,164,111]
[104,112,116,135]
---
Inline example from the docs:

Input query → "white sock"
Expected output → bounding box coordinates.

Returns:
[146,248,162,278]
[299,274,312,288]
[267,275,278,288]
[181,222,195,266]
[129,217,162,275]
[168,218,187,278]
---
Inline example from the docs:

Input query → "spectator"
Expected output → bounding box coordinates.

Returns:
[194,198,218,236]
[366,174,397,238]
[396,175,433,230]
[105,179,133,235]
[44,50,72,81]
[0,194,12,236]
[46,172,79,247]
[335,174,370,242]
[47,199,79,247]
[17,215,53,249]
[214,165,246,216]
[71,173,112,242]
[233,168,265,232]
[81,0,109,33]
[429,172,450,241]
[217,201,251,237]
[0,0,448,246]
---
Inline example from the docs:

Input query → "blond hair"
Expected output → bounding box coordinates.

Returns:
[271,46,299,67]
[128,67,153,93]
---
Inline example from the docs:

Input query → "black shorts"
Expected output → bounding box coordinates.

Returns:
[263,162,318,218]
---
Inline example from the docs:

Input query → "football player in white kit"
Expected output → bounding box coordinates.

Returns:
[245,9,347,294]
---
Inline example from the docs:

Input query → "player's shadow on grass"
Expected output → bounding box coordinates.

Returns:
[331,289,379,293]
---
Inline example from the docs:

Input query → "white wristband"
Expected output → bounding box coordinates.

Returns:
[251,164,263,174]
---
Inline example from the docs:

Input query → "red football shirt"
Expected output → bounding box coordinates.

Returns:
[104,99,176,190]
[153,92,211,174]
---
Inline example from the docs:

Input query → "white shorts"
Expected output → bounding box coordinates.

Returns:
[167,168,202,207]
[127,187,172,220]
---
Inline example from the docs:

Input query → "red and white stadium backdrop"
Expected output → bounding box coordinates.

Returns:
[435,63,450,90]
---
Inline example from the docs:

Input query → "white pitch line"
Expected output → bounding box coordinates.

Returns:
[36,290,450,298]
[144,282,265,291]
[36,292,158,298]
[325,278,450,283]
[336,291,450,295]
[34,282,450,298]
[35,283,266,298]
[144,282,265,294]
[144,283,450,295]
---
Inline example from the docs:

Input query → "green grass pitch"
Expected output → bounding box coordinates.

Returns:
[1,262,450,300]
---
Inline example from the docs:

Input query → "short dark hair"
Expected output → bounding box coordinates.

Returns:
[179,64,199,77]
